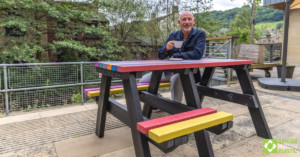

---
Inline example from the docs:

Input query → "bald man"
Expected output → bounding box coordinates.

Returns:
[140,11,206,102]
[158,11,206,59]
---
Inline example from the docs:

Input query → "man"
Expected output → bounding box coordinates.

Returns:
[140,11,206,102]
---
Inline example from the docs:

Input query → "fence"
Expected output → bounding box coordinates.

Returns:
[204,36,235,59]
[258,43,282,62]
[204,36,235,83]
[0,62,119,116]
[4,37,278,116]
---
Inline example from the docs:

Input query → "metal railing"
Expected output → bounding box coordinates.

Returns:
[0,62,111,116]
[0,37,237,116]
[257,43,282,62]
[204,36,234,59]
[204,36,235,83]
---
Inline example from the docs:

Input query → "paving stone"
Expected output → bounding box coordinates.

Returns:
[215,136,299,157]
[262,107,300,128]
[0,143,57,157]
[99,147,136,157]
[272,100,300,114]
[40,105,87,118]
[231,106,300,138]
[231,115,256,137]
[0,109,126,155]
[0,112,40,125]
[55,127,133,157]
[211,102,249,117]
[272,117,300,151]
[209,130,245,150]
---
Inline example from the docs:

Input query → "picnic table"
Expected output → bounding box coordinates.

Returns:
[94,58,272,157]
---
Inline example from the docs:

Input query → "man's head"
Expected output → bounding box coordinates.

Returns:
[178,11,195,34]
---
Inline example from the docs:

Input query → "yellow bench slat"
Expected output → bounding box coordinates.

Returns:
[148,111,233,143]
[87,83,171,97]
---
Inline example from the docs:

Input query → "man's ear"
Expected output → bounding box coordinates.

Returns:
[178,20,180,25]
[192,18,195,24]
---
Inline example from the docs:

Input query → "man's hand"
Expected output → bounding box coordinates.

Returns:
[166,40,174,51]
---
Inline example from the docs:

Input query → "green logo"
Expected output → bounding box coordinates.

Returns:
[263,139,277,153]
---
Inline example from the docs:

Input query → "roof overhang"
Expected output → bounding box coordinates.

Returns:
[264,0,300,10]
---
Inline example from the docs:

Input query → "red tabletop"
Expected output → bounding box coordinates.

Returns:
[95,58,252,73]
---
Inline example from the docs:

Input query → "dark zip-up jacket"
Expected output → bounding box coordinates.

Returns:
[157,28,206,60]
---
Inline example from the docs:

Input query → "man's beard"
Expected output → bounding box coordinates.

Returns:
[183,27,192,32]
[182,24,192,32]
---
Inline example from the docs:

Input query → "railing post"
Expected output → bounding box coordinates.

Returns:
[80,63,84,105]
[227,37,234,85]
[4,66,9,116]
[269,44,273,62]
[205,41,210,57]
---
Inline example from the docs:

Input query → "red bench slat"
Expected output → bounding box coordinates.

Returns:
[137,107,217,134]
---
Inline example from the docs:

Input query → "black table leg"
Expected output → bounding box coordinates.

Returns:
[142,71,163,118]
[180,69,214,157]
[96,75,112,137]
[123,73,151,157]
[235,65,272,139]
[199,67,216,104]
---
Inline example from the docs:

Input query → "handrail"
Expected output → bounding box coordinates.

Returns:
[207,40,231,58]
[206,36,234,41]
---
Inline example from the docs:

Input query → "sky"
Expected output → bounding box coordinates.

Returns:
[211,0,250,11]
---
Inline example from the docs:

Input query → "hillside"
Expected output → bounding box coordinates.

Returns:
[255,21,283,31]
[210,5,284,28]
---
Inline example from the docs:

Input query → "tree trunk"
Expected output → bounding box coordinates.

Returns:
[250,0,256,44]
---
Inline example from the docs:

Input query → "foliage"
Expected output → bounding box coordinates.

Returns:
[276,22,283,30]
[0,0,122,63]
[210,5,283,28]
[230,7,251,30]
[255,21,283,34]
[184,0,213,29]
[71,93,81,104]
[227,7,262,43]
[99,0,146,45]
[195,11,221,36]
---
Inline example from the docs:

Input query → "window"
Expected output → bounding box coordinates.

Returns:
[84,21,100,40]
[57,21,66,28]
[5,26,26,37]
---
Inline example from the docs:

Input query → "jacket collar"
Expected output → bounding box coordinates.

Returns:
[177,27,195,40]
[181,27,195,50]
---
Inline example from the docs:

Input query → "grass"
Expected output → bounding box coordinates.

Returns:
[255,21,283,31]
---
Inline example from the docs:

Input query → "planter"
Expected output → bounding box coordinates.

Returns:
[277,65,295,78]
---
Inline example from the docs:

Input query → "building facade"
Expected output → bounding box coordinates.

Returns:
[264,0,300,64]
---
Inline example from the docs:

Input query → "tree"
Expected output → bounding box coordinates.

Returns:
[99,0,146,45]
[194,11,221,36]
[0,0,122,63]
[228,7,251,43]
[249,0,261,43]
[276,22,283,30]
[184,0,213,29]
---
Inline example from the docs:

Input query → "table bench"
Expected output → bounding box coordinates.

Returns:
[94,58,272,157]
[84,82,171,98]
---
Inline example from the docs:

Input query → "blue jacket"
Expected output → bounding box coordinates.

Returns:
[157,28,206,60]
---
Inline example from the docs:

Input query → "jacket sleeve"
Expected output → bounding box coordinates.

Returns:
[157,34,177,60]
[172,31,206,59]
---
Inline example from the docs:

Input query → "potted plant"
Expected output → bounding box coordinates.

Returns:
[277,60,295,78]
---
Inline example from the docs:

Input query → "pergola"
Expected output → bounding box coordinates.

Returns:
[258,0,300,91]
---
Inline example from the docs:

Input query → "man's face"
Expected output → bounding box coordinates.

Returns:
[178,13,195,33]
